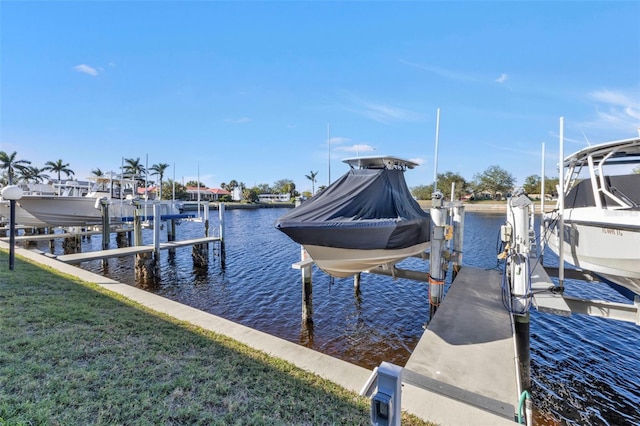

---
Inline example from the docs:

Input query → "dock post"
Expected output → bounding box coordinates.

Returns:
[204,203,210,237]
[133,203,143,247]
[167,219,176,242]
[505,192,535,404]
[192,204,210,268]
[116,230,129,248]
[429,191,448,319]
[354,273,361,293]
[98,198,110,251]
[301,246,313,323]
[219,202,226,268]
[153,204,160,257]
[451,204,465,281]
[62,234,81,254]
[515,314,531,393]
[133,203,156,285]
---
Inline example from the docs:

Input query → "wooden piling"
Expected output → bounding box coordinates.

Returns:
[99,199,110,251]
[116,231,129,248]
[300,247,313,323]
[62,235,80,254]
[167,219,176,242]
[219,203,226,268]
[192,243,209,268]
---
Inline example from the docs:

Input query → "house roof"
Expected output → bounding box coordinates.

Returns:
[185,186,231,195]
[136,186,157,194]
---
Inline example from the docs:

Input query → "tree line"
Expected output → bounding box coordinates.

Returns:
[1,151,564,204]
[410,165,561,201]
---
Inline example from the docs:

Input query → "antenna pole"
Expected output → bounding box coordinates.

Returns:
[558,117,565,289]
[327,123,331,186]
[540,142,546,260]
[433,108,441,194]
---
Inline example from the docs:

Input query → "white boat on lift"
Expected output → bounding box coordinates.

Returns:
[16,175,181,228]
[544,136,640,295]
[0,182,82,228]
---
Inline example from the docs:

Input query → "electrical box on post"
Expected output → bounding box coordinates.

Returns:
[370,362,402,426]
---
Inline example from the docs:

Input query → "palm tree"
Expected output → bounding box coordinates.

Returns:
[44,159,74,183]
[0,151,31,185]
[19,166,50,184]
[305,170,319,195]
[122,157,146,179]
[149,163,170,200]
[91,168,104,177]
[122,157,147,193]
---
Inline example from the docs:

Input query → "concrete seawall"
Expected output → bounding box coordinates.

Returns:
[417,201,554,213]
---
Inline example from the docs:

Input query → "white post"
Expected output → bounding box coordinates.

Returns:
[327,123,331,186]
[153,203,160,256]
[507,194,532,313]
[429,198,447,319]
[432,108,441,194]
[558,117,565,288]
[452,204,464,279]
[540,142,546,259]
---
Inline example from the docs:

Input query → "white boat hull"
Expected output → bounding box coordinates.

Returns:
[0,201,50,228]
[17,196,181,228]
[546,208,640,295]
[303,241,430,278]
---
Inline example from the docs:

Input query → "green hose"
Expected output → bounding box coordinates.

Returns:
[518,390,531,424]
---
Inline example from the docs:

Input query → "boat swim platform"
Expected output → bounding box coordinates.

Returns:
[56,236,222,264]
[403,266,519,425]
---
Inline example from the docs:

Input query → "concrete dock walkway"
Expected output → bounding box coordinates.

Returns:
[405,266,519,424]
[4,242,519,425]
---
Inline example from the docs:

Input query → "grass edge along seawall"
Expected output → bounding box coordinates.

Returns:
[0,248,433,425]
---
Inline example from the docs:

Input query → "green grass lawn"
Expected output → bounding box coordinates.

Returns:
[0,252,433,425]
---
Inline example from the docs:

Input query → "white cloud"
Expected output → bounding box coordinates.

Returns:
[589,89,636,107]
[495,73,508,84]
[73,64,98,76]
[342,94,422,123]
[225,117,251,124]
[579,88,640,133]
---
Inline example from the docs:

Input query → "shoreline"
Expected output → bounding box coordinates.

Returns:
[183,201,554,213]
[417,200,555,213]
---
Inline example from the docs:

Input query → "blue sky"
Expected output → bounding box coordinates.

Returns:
[2,1,639,194]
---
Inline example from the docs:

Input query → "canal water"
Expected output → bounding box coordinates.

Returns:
[33,208,640,425]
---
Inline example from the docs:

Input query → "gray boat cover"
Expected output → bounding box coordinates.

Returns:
[275,168,430,250]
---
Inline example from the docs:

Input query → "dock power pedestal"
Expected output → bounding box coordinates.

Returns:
[370,362,402,426]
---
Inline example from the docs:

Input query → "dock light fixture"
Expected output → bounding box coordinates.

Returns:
[1,185,24,271]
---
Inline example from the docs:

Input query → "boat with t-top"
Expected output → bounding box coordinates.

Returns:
[543,136,640,295]
[275,156,431,278]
